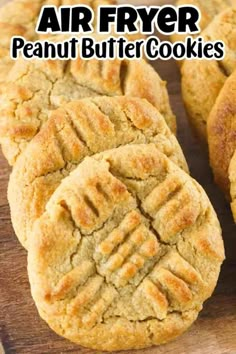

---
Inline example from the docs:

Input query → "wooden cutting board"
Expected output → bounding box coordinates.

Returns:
[0,0,236,353]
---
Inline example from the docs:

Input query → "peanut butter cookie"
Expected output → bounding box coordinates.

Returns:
[28,143,224,351]
[229,149,236,220]
[0,56,175,165]
[181,7,236,142]
[8,96,186,249]
[208,69,236,196]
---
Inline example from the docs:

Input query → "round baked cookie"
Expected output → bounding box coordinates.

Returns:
[181,7,236,142]
[208,69,236,196]
[229,149,236,221]
[171,0,236,46]
[0,0,114,84]
[28,143,224,351]
[8,96,187,249]
[0,56,175,166]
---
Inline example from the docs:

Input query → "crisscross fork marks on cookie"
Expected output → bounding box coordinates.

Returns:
[49,149,205,296]
[8,97,186,249]
[142,175,201,244]
[49,260,118,329]
[95,211,160,287]
[1,56,176,165]
[49,159,134,235]
[28,144,224,350]
[50,260,95,301]
[133,250,204,319]
[60,100,116,155]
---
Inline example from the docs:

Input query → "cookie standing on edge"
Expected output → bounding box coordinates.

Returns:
[0,56,176,165]
[208,69,236,196]
[229,150,236,221]
[8,96,187,249]
[28,143,224,351]
[181,7,236,142]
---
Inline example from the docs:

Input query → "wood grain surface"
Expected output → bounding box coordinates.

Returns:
[0,0,236,353]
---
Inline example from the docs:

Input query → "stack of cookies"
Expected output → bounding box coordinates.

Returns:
[173,0,236,221]
[0,0,225,351]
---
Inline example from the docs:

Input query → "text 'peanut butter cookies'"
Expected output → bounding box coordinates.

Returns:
[0,56,175,165]
[208,69,236,196]
[8,96,187,249]
[171,0,236,46]
[0,0,113,84]
[181,7,236,142]
[28,144,224,351]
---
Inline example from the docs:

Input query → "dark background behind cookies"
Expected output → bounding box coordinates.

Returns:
[0,0,236,353]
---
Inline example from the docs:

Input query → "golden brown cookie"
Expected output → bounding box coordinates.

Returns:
[8,96,187,249]
[181,7,236,142]
[171,0,236,46]
[0,56,175,165]
[0,0,40,83]
[28,143,224,351]
[0,0,114,84]
[229,149,236,220]
[208,69,236,196]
